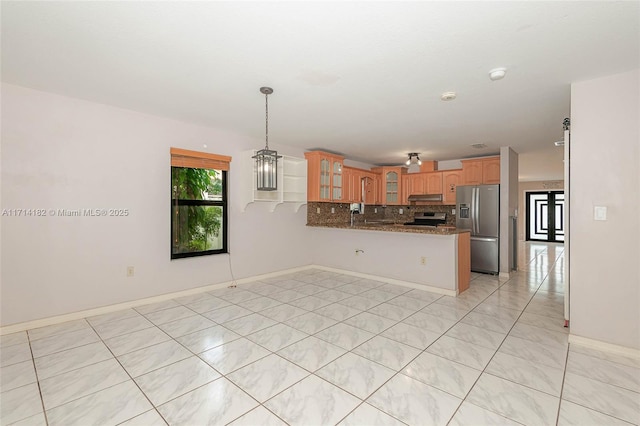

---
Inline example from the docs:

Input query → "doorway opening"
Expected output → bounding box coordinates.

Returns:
[526,191,565,242]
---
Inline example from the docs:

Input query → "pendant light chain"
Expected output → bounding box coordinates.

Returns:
[265,92,269,150]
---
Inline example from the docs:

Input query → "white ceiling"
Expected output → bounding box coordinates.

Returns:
[2,1,638,180]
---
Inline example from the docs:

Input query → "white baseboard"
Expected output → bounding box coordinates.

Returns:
[312,265,457,297]
[0,265,316,336]
[569,334,640,360]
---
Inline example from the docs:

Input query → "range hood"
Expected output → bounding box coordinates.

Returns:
[407,194,443,203]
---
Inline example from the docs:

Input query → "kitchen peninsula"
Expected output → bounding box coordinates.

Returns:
[308,221,470,295]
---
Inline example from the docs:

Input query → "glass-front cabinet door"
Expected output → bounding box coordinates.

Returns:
[320,158,330,200]
[386,171,398,204]
[332,160,342,200]
[304,151,346,202]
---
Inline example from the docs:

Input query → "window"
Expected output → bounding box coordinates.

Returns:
[170,148,231,259]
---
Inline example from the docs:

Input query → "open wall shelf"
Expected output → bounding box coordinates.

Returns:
[238,150,307,212]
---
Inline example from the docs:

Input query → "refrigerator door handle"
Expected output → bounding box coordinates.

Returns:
[471,236,498,242]
[471,187,475,234]
[473,187,479,234]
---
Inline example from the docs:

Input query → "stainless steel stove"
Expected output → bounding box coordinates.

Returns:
[404,212,447,227]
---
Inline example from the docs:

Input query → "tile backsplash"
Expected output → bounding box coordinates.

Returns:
[307,202,457,226]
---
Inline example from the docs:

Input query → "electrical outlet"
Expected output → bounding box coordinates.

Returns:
[331,207,335,214]
[399,208,403,215]
[374,208,378,213]
[420,257,427,266]
[316,207,321,214]
[452,209,456,215]
[127,266,135,277]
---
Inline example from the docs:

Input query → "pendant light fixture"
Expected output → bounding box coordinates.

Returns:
[253,87,281,191]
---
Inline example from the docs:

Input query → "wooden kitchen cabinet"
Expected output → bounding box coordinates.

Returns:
[400,171,442,200]
[461,156,500,185]
[419,161,437,173]
[401,174,411,204]
[362,173,378,204]
[385,170,400,204]
[482,157,501,184]
[425,172,443,194]
[461,159,483,185]
[343,166,365,202]
[409,173,426,195]
[442,170,462,205]
[372,166,404,205]
[304,151,344,202]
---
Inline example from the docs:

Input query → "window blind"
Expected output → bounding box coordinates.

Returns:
[170,147,231,171]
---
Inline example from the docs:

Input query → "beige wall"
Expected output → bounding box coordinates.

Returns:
[570,69,639,350]
[517,180,565,241]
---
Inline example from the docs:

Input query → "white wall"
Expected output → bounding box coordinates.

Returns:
[0,84,311,326]
[437,159,463,171]
[500,147,519,274]
[570,69,640,350]
[310,227,460,293]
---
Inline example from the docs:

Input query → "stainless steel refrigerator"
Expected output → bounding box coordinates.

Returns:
[456,184,500,274]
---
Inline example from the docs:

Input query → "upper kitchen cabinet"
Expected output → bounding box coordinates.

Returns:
[419,161,437,172]
[461,156,500,185]
[372,166,404,205]
[363,172,379,204]
[461,159,483,185]
[305,151,344,202]
[442,170,462,204]
[401,174,410,205]
[401,171,442,203]
[425,172,443,194]
[482,157,501,184]
[409,173,427,194]
[343,166,366,202]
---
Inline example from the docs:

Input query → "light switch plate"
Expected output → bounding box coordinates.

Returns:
[594,206,607,221]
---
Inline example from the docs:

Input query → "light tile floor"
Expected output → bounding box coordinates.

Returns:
[2,242,640,425]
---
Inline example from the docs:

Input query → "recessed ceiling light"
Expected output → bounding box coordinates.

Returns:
[489,68,507,81]
[441,92,456,101]
[471,143,488,149]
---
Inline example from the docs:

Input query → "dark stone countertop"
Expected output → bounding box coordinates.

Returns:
[307,222,470,235]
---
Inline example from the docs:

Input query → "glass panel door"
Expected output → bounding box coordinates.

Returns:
[526,191,564,242]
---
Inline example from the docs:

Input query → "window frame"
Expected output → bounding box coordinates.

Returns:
[170,148,230,259]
